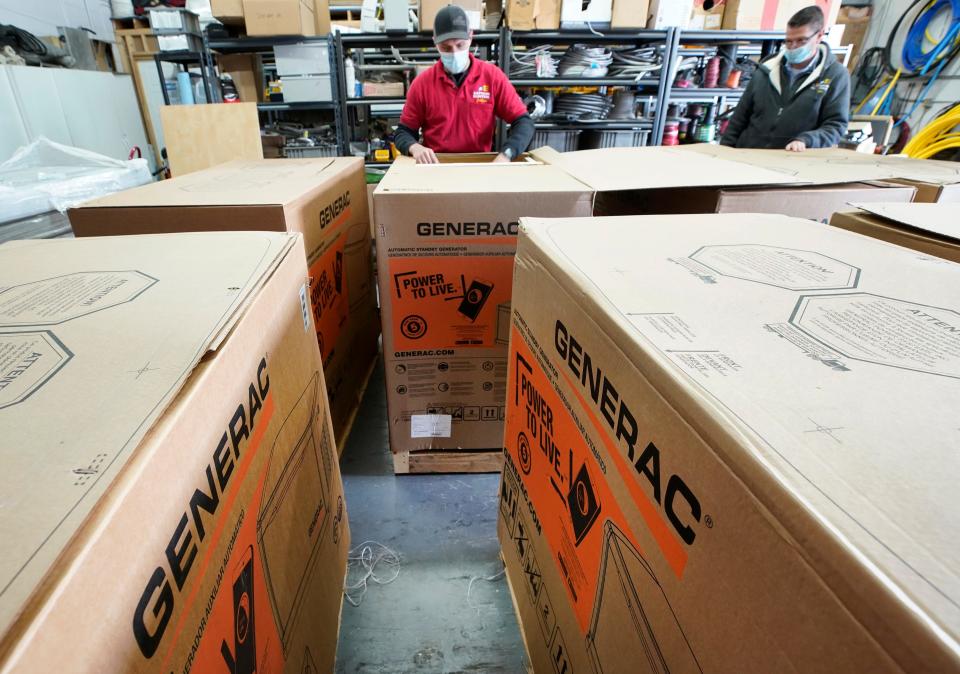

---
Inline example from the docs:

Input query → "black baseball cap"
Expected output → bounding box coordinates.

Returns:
[434,5,471,43]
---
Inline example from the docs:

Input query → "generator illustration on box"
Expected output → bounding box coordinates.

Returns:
[586,522,703,674]
[257,373,334,654]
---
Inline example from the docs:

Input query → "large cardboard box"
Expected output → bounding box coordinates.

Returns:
[0,231,349,672]
[831,202,960,263]
[506,0,560,30]
[219,53,263,103]
[611,0,648,28]
[648,0,693,27]
[244,0,317,36]
[211,0,245,24]
[689,0,725,29]
[499,213,960,674]
[534,145,958,221]
[596,180,915,222]
[68,158,379,450]
[886,177,960,203]
[723,0,840,30]
[372,156,593,457]
[420,0,483,31]
[160,102,263,177]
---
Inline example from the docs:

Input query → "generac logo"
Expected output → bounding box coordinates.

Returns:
[132,357,271,658]
[554,320,702,576]
[416,221,518,237]
[319,191,351,229]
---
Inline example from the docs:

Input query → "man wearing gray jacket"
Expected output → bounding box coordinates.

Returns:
[721,6,849,152]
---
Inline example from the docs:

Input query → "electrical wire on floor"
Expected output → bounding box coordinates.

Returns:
[467,565,507,611]
[343,540,401,607]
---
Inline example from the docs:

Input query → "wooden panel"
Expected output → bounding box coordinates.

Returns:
[160,102,263,177]
[393,449,504,474]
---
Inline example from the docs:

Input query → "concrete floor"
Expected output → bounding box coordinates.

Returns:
[335,357,528,674]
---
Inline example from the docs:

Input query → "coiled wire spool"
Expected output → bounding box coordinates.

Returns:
[510,44,559,78]
[553,92,613,120]
[609,46,663,79]
[559,44,613,77]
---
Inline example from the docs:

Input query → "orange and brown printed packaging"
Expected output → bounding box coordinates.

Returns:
[499,213,960,673]
[68,158,379,450]
[0,232,349,673]
[372,155,594,457]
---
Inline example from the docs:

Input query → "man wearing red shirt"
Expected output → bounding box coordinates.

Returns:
[395,4,534,164]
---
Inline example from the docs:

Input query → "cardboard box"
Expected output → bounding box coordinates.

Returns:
[0,231,349,672]
[723,0,840,30]
[68,158,379,448]
[211,0,245,24]
[689,0,725,29]
[648,0,693,27]
[420,0,483,32]
[838,5,871,70]
[611,0,648,28]
[244,0,317,36]
[219,53,263,103]
[596,180,916,223]
[831,202,960,263]
[160,102,263,177]
[560,0,612,26]
[499,212,960,674]
[505,0,560,30]
[372,155,593,455]
[362,80,406,97]
[885,177,960,204]
[315,0,332,34]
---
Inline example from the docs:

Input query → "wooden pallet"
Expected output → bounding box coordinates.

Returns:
[392,449,504,474]
[503,557,536,674]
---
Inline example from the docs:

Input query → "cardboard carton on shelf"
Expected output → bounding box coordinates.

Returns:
[420,0,483,31]
[0,232,348,673]
[689,0,725,29]
[372,154,593,458]
[505,0,560,30]
[723,0,840,30]
[243,0,317,36]
[499,212,960,674]
[830,201,960,263]
[68,158,379,450]
[611,0,648,28]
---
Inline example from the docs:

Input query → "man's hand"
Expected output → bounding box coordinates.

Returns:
[785,140,807,152]
[411,143,439,164]
[492,152,511,163]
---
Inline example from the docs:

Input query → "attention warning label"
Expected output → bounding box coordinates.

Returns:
[388,256,513,351]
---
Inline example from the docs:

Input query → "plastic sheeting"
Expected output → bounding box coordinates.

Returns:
[0,137,152,225]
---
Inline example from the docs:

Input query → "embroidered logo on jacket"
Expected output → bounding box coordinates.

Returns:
[472,84,491,103]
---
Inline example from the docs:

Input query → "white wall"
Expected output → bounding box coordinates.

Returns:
[0,65,152,167]
[857,0,960,131]
[0,0,114,42]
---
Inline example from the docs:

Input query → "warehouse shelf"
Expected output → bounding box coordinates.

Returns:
[534,121,654,130]
[670,87,746,99]
[346,97,407,106]
[510,77,661,87]
[209,34,332,53]
[258,101,338,110]
[503,29,669,44]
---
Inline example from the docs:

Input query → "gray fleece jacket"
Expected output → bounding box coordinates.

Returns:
[721,43,850,149]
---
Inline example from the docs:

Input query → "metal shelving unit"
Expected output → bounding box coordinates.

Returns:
[155,47,218,104]
[499,26,675,147]
[194,26,838,160]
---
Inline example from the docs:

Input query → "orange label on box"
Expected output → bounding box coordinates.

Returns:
[504,326,642,634]
[309,233,348,362]
[388,256,514,351]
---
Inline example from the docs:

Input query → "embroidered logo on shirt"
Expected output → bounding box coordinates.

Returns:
[815,78,832,95]
[472,84,491,103]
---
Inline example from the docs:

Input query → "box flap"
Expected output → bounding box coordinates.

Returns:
[518,213,960,653]
[0,231,297,636]
[529,146,802,192]
[77,158,360,209]
[375,159,592,194]
[850,202,960,243]
[682,145,960,186]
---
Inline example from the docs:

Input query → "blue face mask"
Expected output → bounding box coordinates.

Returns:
[440,49,470,74]
[784,43,815,65]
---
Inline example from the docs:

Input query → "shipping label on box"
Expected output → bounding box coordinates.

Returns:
[499,212,960,674]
